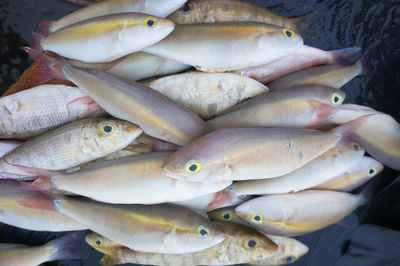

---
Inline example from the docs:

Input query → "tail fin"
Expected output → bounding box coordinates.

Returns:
[358,45,379,76]
[332,115,372,147]
[329,47,362,65]
[295,11,316,36]
[358,178,380,206]
[46,232,87,262]
[32,32,45,51]
[38,21,52,36]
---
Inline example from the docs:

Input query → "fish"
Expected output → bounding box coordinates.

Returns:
[0,232,85,266]
[207,207,309,265]
[37,13,175,63]
[0,118,142,179]
[162,118,367,182]
[313,156,383,191]
[30,152,232,204]
[144,22,303,72]
[234,188,371,236]
[68,52,190,82]
[86,222,278,266]
[45,0,187,33]
[168,0,307,32]
[0,180,86,231]
[267,50,371,90]
[207,85,346,130]
[232,46,361,84]
[145,71,270,119]
[0,141,21,157]
[228,142,365,195]
[42,197,226,254]
[0,84,105,139]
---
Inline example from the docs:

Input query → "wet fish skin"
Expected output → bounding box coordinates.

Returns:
[53,197,226,254]
[207,85,346,130]
[0,118,142,179]
[144,22,303,72]
[146,71,269,119]
[0,141,21,157]
[42,13,175,63]
[0,84,105,139]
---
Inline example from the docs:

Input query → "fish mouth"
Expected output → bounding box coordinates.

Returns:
[161,165,182,178]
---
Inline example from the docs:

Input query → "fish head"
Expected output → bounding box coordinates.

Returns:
[207,206,244,224]
[351,156,384,178]
[311,85,346,107]
[168,0,201,24]
[257,25,303,57]
[267,236,309,265]
[85,232,121,254]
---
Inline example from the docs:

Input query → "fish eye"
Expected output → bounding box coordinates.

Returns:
[143,17,157,28]
[185,160,202,173]
[251,214,264,224]
[94,239,103,246]
[367,168,377,177]
[351,142,361,151]
[196,226,210,238]
[238,195,247,199]
[247,240,257,248]
[283,28,295,38]
[331,92,344,105]
[98,122,115,135]
[220,210,233,221]
[286,256,293,262]
[182,1,192,12]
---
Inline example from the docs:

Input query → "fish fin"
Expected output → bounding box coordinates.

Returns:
[205,190,235,212]
[0,172,37,181]
[329,47,362,65]
[20,176,55,192]
[67,96,102,117]
[16,192,57,211]
[358,45,380,76]
[306,101,337,128]
[31,32,44,51]
[100,56,124,72]
[38,21,52,36]
[295,10,317,37]
[358,179,378,206]
[46,231,87,262]
[332,115,373,148]
[5,163,62,178]
[100,254,121,265]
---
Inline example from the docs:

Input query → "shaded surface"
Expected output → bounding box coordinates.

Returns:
[0,0,399,265]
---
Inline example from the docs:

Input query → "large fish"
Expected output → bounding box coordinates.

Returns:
[0,180,86,231]
[229,143,365,195]
[38,13,175,63]
[144,22,303,72]
[235,188,370,236]
[313,156,383,191]
[0,118,142,179]
[68,52,190,82]
[145,71,269,119]
[162,118,367,182]
[86,222,278,266]
[232,46,361,84]
[207,85,346,130]
[0,84,105,139]
[44,197,226,254]
[0,232,84,266]
[46,0,187,32]
[31,152,231,204]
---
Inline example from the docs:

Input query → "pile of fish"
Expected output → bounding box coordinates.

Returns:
[0,0,399,265]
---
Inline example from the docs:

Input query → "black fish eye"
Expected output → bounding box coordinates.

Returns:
[223,213,231,219]
[248,240,257,248]
[286,256,293,262]
[285,30,293,37]
[254,215,261,221]
[95,240,101,245]
[183,2,192,12]
[334,96,339,103]
[200,229,207,236]
[147,20,154,27]
[103,125,112,133]
[189,164,197,172]
[369,169,375,175]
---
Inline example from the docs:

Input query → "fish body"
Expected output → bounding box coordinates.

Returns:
[0,141,21,157]
[49,0,187,32]
[144,22,303,72]
[0,118,142,179]
[41,13,175,62]
[207,85,345,130]
[146,71,269,119]
[0,84,104,139]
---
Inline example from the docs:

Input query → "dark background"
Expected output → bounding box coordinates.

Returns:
[0,0,399,265]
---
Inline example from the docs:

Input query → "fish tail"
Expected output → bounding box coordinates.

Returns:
[358,178,380,206]
[46,232,87,262]
[295,10,317,37]
[358,45,380,76]
[38,21,52,36]
[32,31,45,52]
[332,115,373,147]
[20,176,54,192]
[328,47,362,65]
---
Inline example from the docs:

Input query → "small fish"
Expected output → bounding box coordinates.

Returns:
[46,0,187,32]
[229,142,365,195]
[162,118,367,182]
[146,71,269,119]
[313,156,383,191]
[144,22,303,72]
[0,232,85,266]
[68,52,190,82]
[235,188,371,236]
[207,85,346,130]
[0,84,105,139]
[232,46,361,84]
[38,13,175,63]
[30,152,231,204]
[0,141,21,157]
[0,118,142,179]
[0,180,86,231]
[86,222,278,266]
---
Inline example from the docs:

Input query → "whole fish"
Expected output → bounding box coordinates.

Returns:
[235,189,370,236]
[0,232,84,266]
[313,156,383,191]
[207,207,309,266]
[0,84,105,139]
[38,13,175,63]
[45,197,226,254]
[145,71,269,119]
[232,46,361,84]
[47,0,187,32]
[207,85,346,130]
[68,52,190,82]
[162,118,366,182]
[144,22,303,72]
[0,141,21,157]
[31,152,231,204]
[229,143,365,195]
[168,0,306,32]
[86,222,278,266]
[0,118,142,179]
